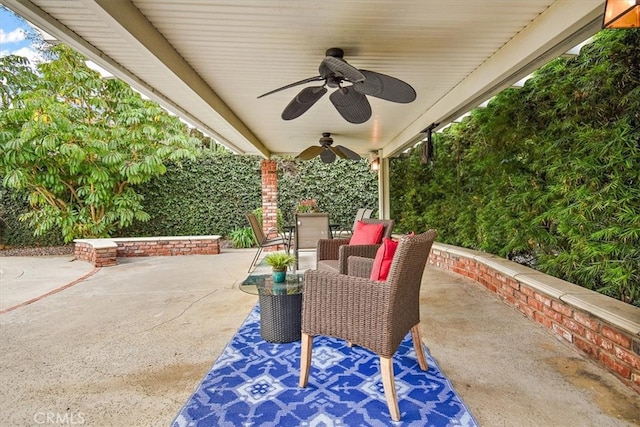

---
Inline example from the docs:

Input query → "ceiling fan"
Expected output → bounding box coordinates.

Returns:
[258,47,416,124]
[296,133,362,163]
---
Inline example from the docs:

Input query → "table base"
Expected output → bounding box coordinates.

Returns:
[258,293,302,343]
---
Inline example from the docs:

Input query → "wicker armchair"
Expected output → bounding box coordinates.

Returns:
[346,255,376,278]
[299,230,438,422]
[337,207,374,237]
[316,219,394,274]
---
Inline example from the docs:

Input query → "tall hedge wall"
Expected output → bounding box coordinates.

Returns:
[113,152,378,238]
[116,151,263,238]
[0,187,66,247]
[1,152,378,245]
[390,30,639,306]
[276,157,379,229]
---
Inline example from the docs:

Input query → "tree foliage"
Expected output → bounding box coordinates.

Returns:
[0,45,201,242]
[390,29,640,306]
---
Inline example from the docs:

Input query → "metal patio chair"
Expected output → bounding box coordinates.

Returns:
[246,212,289,272]
[294,213,331,270]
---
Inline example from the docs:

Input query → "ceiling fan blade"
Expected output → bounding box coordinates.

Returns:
[296,145,324,160]
[319,56,365,82]
[281,86,328,120]
[320,148,336,163]
[335,145,362,160]
[329,146,348,159]
[257,76,324,98]
[352,70,416,103]
[329,87,372,124]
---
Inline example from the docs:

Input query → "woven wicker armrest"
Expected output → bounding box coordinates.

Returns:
[302,269,391,347]
[317,238,351,261]
[337,244,381,275]
[348,256,375,278]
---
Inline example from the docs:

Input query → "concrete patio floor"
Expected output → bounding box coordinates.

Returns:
[0,249,638,426]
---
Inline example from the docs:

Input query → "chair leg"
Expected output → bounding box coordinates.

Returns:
[249,247,263,273]
[380,356,400,421]
[299,333,313,387]
[411,324,428,371]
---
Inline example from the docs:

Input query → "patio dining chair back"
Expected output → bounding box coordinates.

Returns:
[294,213,331,270]
[246,212,289,272]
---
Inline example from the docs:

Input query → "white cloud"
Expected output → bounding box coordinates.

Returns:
[0,27,27,44]
[6,46,45,64]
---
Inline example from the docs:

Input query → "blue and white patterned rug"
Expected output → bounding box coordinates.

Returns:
[173,304,478,426]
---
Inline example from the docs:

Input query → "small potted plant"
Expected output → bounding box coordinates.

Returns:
[264,252,296,283]
[295,199,320,213]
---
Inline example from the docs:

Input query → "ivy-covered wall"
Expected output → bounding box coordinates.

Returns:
[119,153,379,237]
[276,157,379,229]
[117,151,263,238]
[390,30,639,306]
[0,188,66,247]
[1,152,378,246]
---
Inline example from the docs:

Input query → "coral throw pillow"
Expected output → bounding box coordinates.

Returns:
[349,221,384,245]
[369,237,399,281]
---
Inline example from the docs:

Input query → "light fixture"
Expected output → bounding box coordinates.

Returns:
[370,157,380,171]
[603,0,640,28]
[420,123,439,165]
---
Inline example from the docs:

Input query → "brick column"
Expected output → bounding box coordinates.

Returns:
[261,159,279,239]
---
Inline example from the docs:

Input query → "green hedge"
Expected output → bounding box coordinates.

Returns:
[276,157,379,229]
[117,152,379,238]
[0,188,65,247]
[116,151,263,238]
[390,30,640,306]
[1,152,378,245]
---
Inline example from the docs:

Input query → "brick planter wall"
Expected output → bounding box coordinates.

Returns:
[74,236,220,268]
[428,242,640,394]
[74,240,118,267]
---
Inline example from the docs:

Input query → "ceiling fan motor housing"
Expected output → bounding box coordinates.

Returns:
[319,132,333,146]
[325,47,345,58]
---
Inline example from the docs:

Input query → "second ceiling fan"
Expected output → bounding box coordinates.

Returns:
[297,133,361,163]
[258,48,416,124]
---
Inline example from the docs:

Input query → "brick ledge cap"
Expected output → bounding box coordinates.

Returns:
[73,239,118,249]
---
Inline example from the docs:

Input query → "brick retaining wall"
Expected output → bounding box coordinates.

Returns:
[428,242,640,394]
[74,236,220,267]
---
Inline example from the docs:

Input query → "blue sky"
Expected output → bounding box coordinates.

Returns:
[1,5,116,76]
[0,6,44,63]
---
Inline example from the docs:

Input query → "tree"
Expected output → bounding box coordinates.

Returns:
[0,44,200,242]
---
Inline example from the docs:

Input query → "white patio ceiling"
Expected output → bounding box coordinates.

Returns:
[3,0,605,159]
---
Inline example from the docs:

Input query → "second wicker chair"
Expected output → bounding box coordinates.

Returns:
[316,219,394,274]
